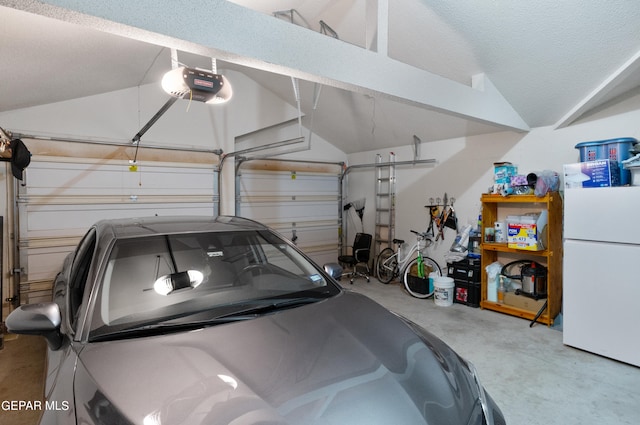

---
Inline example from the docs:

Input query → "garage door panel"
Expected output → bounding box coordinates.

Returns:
[238,165,341,265]
[26,161,214,197]
[270,223,340,267]
[241,201,338,222]
[239,172,339,196]
[305,251,339,268]
[18,285,54,305]
[21,202,214,238]
[22,246,72,283]
[268,222,339,248]
[17,154,217,305]
[292,226,340,246]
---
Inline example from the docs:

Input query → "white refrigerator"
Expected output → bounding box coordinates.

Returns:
[563,186,640,367]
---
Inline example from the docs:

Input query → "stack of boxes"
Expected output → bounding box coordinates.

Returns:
[447,257,481,307]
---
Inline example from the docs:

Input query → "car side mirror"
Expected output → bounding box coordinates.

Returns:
[323,263,343,281]
[6,302,63,350]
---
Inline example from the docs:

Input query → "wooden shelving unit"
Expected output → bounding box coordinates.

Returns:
[480,193,563,326]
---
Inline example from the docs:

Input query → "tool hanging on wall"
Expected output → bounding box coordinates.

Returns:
[0,126,12,151]
[426,193,457,241]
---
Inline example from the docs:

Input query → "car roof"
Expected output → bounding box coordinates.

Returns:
[93,215,269,240]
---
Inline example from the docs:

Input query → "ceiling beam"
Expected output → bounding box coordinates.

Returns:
[556,48,640,128]
[375,0,389,57]
[7,0,529,132]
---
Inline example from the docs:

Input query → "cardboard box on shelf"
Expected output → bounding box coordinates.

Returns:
[503,292,546,313]
[494,162,518,184]
[506,210,548,251]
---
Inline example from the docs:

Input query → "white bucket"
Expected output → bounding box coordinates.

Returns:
[434,277,455,307]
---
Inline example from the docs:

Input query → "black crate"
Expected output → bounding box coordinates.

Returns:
[453,280,480,307]
[447,258,481,283]
[406,274,432,295]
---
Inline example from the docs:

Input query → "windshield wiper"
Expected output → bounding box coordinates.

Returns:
[90,295,327,342]
[90,315,251,342]
[212,296,322,320]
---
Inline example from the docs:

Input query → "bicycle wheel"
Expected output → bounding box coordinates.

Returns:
[402,256,442,298]
[376,248,397,284]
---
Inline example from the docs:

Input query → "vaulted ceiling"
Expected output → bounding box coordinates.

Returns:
[1,1,640,154]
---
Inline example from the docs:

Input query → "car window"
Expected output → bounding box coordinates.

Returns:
[89,230,339,339]
[69,228,97,329]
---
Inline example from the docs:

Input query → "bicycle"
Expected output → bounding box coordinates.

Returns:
[375,229,442,298]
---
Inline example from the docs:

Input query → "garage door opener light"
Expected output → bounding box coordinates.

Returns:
[153,270,204,296]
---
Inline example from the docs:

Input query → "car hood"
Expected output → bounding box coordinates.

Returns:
[75,292,478,425]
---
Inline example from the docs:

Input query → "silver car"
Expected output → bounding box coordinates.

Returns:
[7,216,505,425]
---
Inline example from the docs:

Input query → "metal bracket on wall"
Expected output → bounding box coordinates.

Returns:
[413,135,421,161]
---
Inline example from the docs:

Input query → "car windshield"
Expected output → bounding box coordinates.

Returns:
[89,229,339,341]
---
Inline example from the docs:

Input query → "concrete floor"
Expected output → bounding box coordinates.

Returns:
[1,279,638,425]
[0,333,46,425]
[341,279,640,425]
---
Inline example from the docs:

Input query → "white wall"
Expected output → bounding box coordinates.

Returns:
[346,92,640,269]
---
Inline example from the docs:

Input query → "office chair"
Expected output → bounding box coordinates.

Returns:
[338,233,372,284]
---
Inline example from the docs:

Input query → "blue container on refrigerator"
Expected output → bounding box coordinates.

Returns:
[575,137,637,185]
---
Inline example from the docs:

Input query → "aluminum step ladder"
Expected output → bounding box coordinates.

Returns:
[374,153,396,259]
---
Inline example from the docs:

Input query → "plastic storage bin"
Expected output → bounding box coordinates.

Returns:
[447,258,481,283]
[447,258,481,307]
[575,137,637,185]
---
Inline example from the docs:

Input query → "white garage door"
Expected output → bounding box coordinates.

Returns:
[236,159,342,266]
[14,138,218,305]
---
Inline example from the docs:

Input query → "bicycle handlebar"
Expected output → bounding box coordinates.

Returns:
[410,229,433,239]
